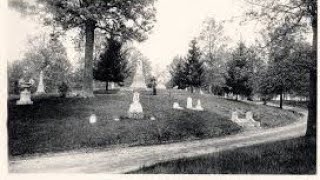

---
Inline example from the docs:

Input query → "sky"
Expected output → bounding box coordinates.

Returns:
[4,0,264,71]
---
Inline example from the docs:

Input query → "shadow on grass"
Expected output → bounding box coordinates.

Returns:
[130,137,316,174]
[7,93,240,157]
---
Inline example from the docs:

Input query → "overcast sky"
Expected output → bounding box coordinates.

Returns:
[5,0,264,70]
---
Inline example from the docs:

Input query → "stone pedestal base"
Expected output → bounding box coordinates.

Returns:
[16,89,33,105]
[128,102,144,119]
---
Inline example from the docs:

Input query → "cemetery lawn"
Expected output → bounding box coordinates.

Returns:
[7,90,300,157]
[131,137,316,174]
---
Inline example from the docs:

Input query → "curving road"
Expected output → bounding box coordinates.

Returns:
[9,104,307,173]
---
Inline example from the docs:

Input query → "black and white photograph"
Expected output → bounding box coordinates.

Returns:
[1,0,318,177]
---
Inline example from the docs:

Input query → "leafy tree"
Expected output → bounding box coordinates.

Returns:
[8,35,70,93]
[245,46,266,99]
[225,43,252,99]
[244,0,317,138]
[198,17,229,94]
[93,38,129,91]
[169,56,187,89]
[9,0,157,97]
[184,39,205,93]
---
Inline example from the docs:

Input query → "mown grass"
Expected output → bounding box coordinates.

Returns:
[7,89,300,157]
[131,137,316,174]
[270,100,308,109]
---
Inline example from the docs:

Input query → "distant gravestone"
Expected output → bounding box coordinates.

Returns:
[231,111,260,128]
[35,70,45,94]
[199,89,204,95]
[194,99,204,111]
[128,92,144,119]
[246,111,261,127]
[150,116,156,121]
[89,114,97,124]
[231,111,239,122]
[173,86,178,89]
[110,82,115,89]
[130,60,147,89]
[114,116,120,121]
[186,97,193,109]
[173,102,184,110]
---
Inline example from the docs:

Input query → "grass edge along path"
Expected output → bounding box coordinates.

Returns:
[9,108,307,173]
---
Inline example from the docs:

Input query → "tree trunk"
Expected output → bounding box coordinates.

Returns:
[279,92,283,109]
[105,81,109,92]
[82,20,95,97]
[306,19,317,138]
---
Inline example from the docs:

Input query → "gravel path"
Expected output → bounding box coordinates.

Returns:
[9,105,307,173]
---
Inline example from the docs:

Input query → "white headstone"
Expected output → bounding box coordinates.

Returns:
[150,116,156,121]
[128,92,144,119]
[231,111,239,122]
[173,102,184,110]
[185,88,188,92]
[246,111,254,120]
[36,71,45,94]
[110,82,115,89]
[199,89,204,95]
[89,114,97,124]
[186,97,193,109]
[194,99,204,111]
[245,111,260,127]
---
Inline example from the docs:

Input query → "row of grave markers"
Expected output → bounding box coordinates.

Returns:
[173,97,204,111]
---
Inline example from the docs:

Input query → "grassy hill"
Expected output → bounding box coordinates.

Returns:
[7,89,300,157]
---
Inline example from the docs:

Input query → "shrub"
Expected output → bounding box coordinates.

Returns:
[58,82,69,98]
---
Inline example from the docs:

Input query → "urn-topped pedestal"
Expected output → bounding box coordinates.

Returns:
[128,92,144,119]
[16,79,34,105]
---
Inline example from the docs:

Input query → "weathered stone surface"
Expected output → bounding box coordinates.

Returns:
[128,92,144,119]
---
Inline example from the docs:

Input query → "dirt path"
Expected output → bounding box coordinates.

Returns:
[9,105,307,173]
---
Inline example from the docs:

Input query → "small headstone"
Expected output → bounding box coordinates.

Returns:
[128,92,144,119]
[194,99,204,111]
[231,111,239,122]
[110,82,115,90]
[186,97,193,109]
[173,102,184,110]
[199,89,204,95]
[114,117,120,121]
[89,114,97,124]
[150,116,156,121]
[173,86,178,89]
[185,88,188,92]
[246,111,260,127]
[246,111,254,120]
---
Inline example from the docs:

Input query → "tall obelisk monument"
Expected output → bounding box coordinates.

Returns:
[130,60,147,89]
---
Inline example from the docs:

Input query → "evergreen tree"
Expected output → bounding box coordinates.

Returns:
[184,39,205,93]
[225,43,252,99]
[9,0,156,96]
[93,38,129,91]
[169,56,187,89]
